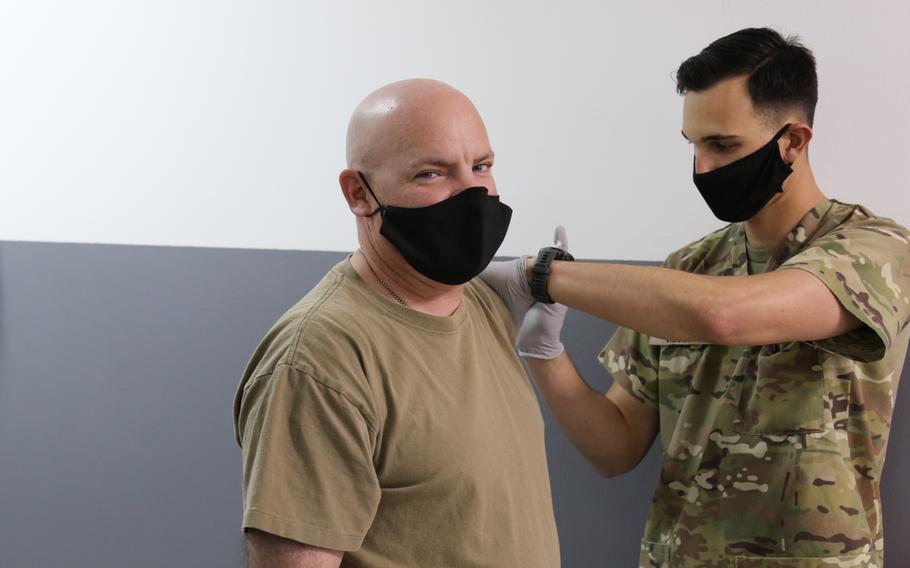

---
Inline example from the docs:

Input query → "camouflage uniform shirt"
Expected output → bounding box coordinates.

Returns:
[601,199,910,567]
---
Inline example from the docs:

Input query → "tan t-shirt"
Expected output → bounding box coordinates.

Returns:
[233,258,560,567]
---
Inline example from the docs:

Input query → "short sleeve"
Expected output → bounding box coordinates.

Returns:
[235,364,380,551]
[599,326,661,408]
[779,220,910,362]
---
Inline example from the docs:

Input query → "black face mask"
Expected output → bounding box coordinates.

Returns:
[693,124,793,223]
[359,173,512,285]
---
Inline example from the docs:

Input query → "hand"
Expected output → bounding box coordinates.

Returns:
[551,225,569,254]
[516,226,570,359]
[479,255,536,328]
[479,226,570,332]
[521,225,570,289]
[517,301,567,359]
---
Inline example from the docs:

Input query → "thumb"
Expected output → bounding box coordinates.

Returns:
[553,225,569,254]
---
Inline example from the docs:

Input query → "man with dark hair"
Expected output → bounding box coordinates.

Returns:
[483,28,909,566]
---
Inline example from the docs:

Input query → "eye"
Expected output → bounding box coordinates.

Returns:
[415,171,440,180]
[712,142,737,152]
[473,162,493,173]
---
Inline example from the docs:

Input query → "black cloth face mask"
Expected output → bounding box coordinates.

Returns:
[692,124,793,223]
[358,172,512,285]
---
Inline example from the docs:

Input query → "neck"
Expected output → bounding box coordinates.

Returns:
[351,238,464,317]
[744,163,825,250]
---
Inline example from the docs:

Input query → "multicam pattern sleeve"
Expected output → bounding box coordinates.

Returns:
[599,326,661,407]
[779,209,910,362]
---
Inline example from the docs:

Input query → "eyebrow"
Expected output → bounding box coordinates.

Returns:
[407,151,495,170]
[407,157,453,170]
[681,130,740,142]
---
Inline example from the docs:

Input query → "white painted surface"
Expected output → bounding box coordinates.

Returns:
[2,1,908,260]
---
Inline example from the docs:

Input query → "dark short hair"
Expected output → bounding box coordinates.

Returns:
[676,27,818,126]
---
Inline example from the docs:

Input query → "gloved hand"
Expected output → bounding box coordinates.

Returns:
[517,302,567,359]
[517,226,569,359]
[478,254,536,328]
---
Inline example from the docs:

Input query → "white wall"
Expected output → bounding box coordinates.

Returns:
[2,1,908,260]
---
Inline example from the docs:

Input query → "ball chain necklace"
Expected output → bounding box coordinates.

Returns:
[360,252,409,308]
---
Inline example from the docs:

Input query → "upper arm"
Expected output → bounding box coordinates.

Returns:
[715,220,910,358]
[605,382,659,469]
[246,529,343,568]
[238,365,381,552]
[713,268,862,347]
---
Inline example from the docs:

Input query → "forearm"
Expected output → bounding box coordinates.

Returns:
[547,261,728,342]
[546,261,860,345]
[246,529,343,568]
[526,353,645,477]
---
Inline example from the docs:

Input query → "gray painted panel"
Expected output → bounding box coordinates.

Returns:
[0,242,906,567]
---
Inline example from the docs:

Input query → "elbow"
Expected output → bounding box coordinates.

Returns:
[700,300,741,345]
[591,455,638,479]
[597,466,627,479]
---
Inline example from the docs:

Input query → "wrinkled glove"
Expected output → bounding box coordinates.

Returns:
[517,302,567,359]
[479,254,536,328]
[517,226,569,359]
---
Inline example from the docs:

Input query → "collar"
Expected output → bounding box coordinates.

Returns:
[729,198,846,275]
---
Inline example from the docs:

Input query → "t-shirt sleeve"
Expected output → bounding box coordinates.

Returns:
[779,220,910,362]
[235,363,380,551]
[598,326,661,408]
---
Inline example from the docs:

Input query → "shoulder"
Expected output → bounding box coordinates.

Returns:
[822,200,910,244]
[795,201,910,266]
[782,201,910,361]
[465,276,516,340]
[239,262,375,393]
[234,263,383,440]
[664,224,739,272]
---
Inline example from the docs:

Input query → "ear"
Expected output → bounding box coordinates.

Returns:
[780,122,813,164]
[339,169,377,217]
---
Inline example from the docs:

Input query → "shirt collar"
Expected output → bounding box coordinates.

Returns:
[730,198,840,275]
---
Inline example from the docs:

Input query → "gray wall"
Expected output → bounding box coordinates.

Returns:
[0,241,906,567]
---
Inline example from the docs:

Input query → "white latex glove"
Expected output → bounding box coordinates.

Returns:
[517,302,567,359]
[478,254,535,328]
[517,226,569,359]
[550,225,569,254]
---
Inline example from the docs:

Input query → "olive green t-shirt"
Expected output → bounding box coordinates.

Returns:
[602,199,910,567]
[233,259,560,567]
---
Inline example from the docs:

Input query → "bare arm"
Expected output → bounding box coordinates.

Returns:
[526,352,658,477]
[246,529,343,568]
[547,261,861,346]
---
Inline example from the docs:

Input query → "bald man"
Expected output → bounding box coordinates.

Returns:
[233,79,561,568]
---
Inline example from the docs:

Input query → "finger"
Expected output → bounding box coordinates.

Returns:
[553,225,569,252]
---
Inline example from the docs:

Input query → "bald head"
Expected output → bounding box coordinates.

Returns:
[339,79,499,274]
[345,79,488,172]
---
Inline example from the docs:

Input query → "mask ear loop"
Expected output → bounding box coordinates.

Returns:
[775,123,794,167]
[772,123,795,197]
[357,172,385,217]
